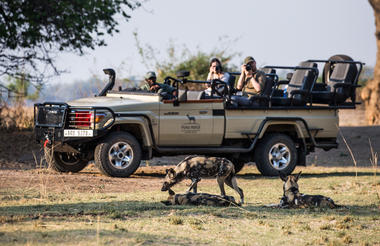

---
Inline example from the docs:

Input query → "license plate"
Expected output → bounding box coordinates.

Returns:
[64,129,93,137]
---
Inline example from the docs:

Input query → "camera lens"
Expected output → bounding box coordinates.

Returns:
[246,64,252,71]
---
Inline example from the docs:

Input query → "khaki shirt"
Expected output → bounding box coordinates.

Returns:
[242,70,266,96]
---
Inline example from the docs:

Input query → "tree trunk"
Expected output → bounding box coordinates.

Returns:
[362,0,380,125]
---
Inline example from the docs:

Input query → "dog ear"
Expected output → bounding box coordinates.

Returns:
[295,171,302,182]
[168,189,175,196]
[167,168,176,178]
[279,172,287,182]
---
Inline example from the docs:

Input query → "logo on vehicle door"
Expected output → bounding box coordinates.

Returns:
[181,114,200,133]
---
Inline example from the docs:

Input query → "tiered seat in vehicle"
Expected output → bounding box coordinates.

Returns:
[178,89,206,101]
[311,55,359,106]
[269,61,318,106]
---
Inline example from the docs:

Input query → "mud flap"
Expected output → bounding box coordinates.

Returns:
[297,147,306,166]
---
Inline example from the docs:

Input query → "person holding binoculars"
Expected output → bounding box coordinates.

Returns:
[236,56,266,96]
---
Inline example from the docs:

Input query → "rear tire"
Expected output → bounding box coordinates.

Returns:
[44,148,88,173]
[95,132,141,177]
[254,134,297,176]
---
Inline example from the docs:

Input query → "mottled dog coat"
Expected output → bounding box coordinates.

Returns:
[161,156,244,204]
[280,172,339,208]
[161,189,238,207]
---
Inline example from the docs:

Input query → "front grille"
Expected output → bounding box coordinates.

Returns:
[68,110,94,129]
[34,103,115,132]
[35,104,67,128]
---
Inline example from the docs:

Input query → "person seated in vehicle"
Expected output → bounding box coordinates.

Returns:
[141,71,176,98]
[236,56,266,97]
[205,58,230,96]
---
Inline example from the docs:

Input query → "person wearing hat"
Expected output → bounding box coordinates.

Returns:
[236,56,266,96]
[141,71,175,96]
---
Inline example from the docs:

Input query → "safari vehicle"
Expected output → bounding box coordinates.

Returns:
[34,55,364,177]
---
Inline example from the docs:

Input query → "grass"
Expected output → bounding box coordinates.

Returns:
[0,166,379,245]
[0,105,34,131]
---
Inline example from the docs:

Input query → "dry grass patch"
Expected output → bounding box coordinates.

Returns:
[0,166,379,245]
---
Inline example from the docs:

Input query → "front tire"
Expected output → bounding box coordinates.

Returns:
[94,132,142,177]
[44,148,89,173]
[254,134,297,176]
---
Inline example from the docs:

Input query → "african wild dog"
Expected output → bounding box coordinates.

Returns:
[161,156,244,204]
[161,189,238,206]
[279,171,339,208]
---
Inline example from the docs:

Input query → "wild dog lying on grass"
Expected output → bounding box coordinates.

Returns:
[161,189,238,206]
[279,171,339,208]
[161,156,244,204]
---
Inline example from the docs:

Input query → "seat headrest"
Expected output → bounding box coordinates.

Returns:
[289,62,317,86]
[186,90,205,100]
[261,68,276,74]
[329,63,351,82]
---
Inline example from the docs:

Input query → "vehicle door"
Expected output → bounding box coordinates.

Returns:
[158,97,224,146]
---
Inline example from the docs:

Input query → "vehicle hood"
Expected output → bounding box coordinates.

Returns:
[67,94,159,111]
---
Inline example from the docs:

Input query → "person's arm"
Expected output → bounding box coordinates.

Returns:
[236,65,246,90]
[207,72,213,81]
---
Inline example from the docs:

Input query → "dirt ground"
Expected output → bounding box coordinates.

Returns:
[0,107,379,192]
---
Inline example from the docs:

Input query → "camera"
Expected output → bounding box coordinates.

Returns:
[215,65,221,72]
[245,63,252,71]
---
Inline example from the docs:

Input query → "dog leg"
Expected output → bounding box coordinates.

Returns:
[225,176,244,204]
[187,178,200,193]
[192,183,198,193]
[217,177,226,197]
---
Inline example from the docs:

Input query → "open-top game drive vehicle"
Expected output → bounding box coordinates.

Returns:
[34,55,364,177]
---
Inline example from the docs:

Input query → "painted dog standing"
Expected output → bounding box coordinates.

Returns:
[161,156,244,204]
[279,171,339,208]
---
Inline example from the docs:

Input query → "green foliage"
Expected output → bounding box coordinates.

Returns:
[6,74,42,102]
[134,32,239,82]
[0,0,141,83]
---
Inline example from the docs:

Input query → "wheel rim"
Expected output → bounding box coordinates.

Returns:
[57,153,81,165]
[268,143,291,170]
[108,141,134,169]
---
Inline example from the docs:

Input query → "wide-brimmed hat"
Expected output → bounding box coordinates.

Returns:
[244,56,255,64]
[145,71,156,79]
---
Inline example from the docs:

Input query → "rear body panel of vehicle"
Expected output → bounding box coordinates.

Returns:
[224,108,338,140]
